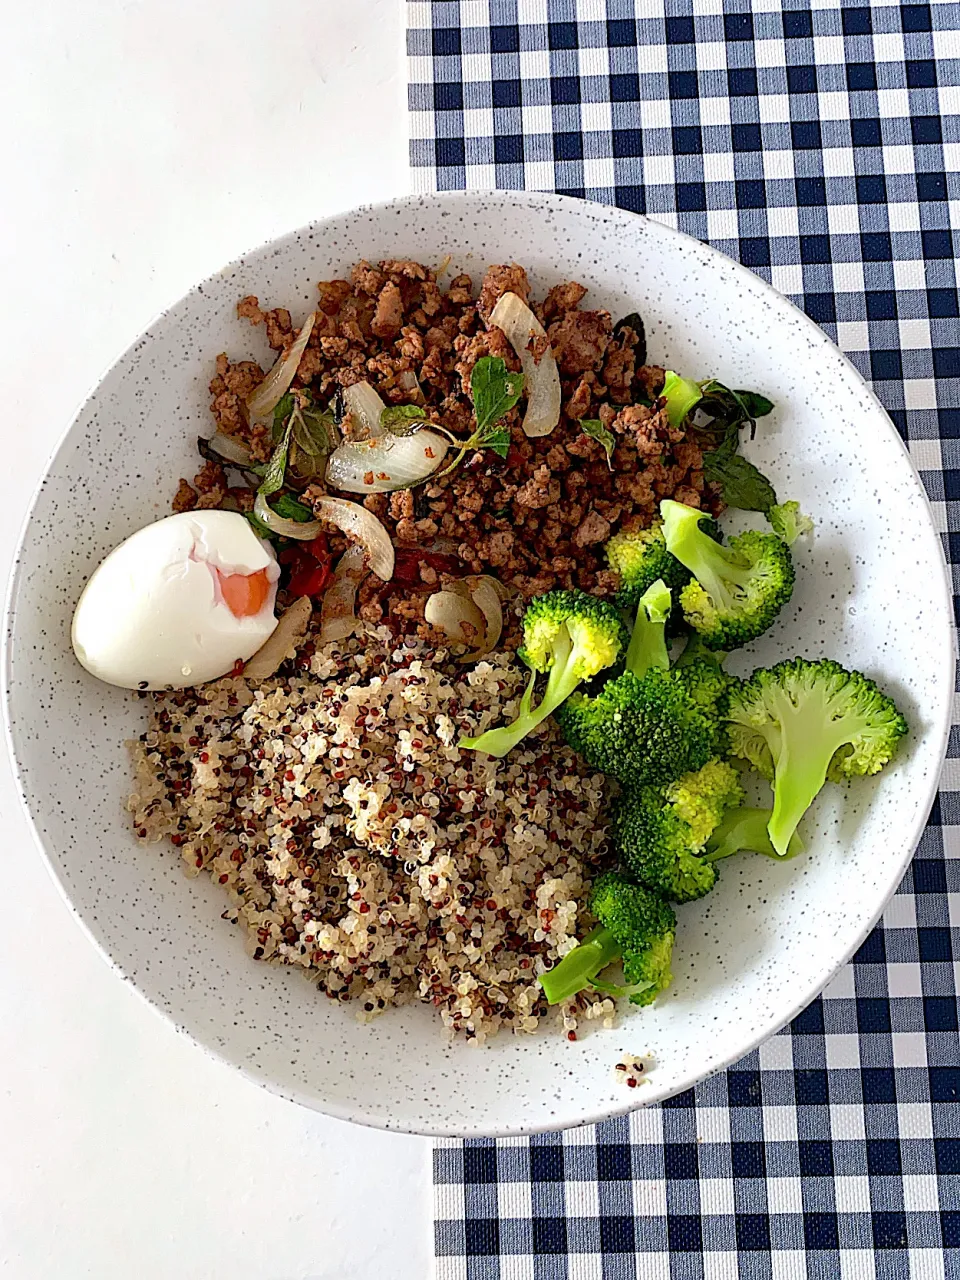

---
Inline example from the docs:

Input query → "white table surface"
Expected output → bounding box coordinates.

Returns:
[0,4,432,1277]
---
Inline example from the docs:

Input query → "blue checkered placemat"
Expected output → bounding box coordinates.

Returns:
[408,0,960,1274]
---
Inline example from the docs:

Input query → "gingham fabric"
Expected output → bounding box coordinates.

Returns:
[408,0,960,1274]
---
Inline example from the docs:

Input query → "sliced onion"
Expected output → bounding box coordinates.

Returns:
[318,544,366,645]
[246,313,316,420]
[442,575,504,660]
[242,596,312,682]
[313,495,394,581]
[342,380,387,439]
[397,370,423,397]
[325,430,449,494]
[206,432,254,466]
[425,591,486,647]
[253,492,323,540]
[488,292,561,437]
[464,578,503,659]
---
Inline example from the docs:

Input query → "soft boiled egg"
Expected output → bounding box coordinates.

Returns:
[72,510,280,689]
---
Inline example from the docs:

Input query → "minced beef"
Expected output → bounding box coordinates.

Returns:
[200,260,720,636]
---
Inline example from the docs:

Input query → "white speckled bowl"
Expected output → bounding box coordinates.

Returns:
[5,192,954,1136]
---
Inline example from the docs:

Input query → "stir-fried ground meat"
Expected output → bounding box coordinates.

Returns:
[198,259,720,632]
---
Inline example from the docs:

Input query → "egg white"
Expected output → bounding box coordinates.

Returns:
[72,510,280,689]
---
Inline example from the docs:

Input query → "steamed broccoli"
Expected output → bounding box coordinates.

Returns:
[661,499,795,650]
[606,522,690,612]
[623,576,671,678]
[726,658,908,857]
[703,807,804,862]
[673,633,737,712]
[612,759,745,902]
[555,581,725,788]
[661,371,703,427]
[767,501,814,546]
[538,870,676,1007]
[460,589,627,758]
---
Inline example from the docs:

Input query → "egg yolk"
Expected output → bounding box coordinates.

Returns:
[216,568,272,618]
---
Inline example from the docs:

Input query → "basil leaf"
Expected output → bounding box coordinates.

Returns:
[702,450,778,514]
[245,511,276,541]
[272,392,295,441]
[733,390,774,419]
[580,418,616,469]
[613,311,647,366]
[473,422,512,459]
[294,406,338,457]
[260,420,293,497]
[380,404,430,436]
[470,356,524,432]
[272,493,315,523]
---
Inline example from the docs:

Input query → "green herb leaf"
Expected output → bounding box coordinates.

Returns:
[473,422,512,459]
[579,418,616,469]
[260,420,293,497]
[702,450,778,514]
[470,356,524,433]
[613,311,647,365]
[271,493,316,523]
[293,405,338,457]
[733,390,774,419]
[245,511,277,540]
[435,356,524,478]
[380,404,430,435]
[272,392,295,442]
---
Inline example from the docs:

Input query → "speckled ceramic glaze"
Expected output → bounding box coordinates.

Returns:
[4,192,954,1136]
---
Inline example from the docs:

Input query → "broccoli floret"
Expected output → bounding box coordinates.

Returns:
[703,807,804,862]
[538,870,676,1007]
[606,522,691,613]
[661,499,795,650]
[555,582,724,787]
[612,760,745,902]
[460,589,627,758]
[767,501,814,546]
[726,658,908,857]
[661,370,703,427]
[673,634,738,714]
[557,668,721,789]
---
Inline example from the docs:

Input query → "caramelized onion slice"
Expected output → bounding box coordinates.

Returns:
[242,596,312,682]
[312,496,394,581]
[488,292,561,437]
[318,544,366,645]
[246,313,316,420]
[342,380,387,439]
[425,590,486,648]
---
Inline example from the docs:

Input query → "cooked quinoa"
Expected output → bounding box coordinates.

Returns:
[129,626,617,1041]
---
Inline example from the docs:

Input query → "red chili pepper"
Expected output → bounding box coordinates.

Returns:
[278,532,333,598]
[392,548,461,586]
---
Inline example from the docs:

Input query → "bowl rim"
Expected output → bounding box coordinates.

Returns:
[4,188,955,1137]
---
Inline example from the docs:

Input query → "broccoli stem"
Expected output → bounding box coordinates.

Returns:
[538,925,622,1005]
[765,686,873,856]
[461,630,582,758]
[625,578,671,678]
[661,372,703,427]
[704,807,804,862]
[661,501,753,609]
